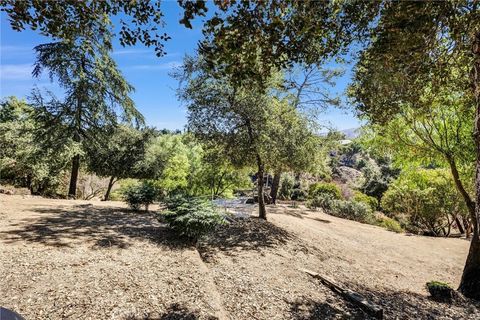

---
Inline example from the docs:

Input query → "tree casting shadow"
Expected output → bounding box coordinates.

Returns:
[198,217,295,262]
[0,204,189,249]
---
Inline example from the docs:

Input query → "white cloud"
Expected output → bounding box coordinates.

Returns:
[112,49,152,55]
[0,64,33,80]
[128,61,182,71]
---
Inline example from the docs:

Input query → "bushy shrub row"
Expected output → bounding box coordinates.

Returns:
[328,200,374,223]
[353,191,378,211]
[307,193,374,224]
[161,196,226,241]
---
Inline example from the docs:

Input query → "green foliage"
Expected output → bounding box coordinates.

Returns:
[122,181,158,211]
[141,134,192,195]
[306,193,335,211]
[278,174,295,200]
[2,1,171,56]
[381,169,468,236]
[140,134,251,198]
[426,281,454,301]
[198,1,378,87]
[162,196,226,241]
[0,97,78,195]
[377,215,404,233]
[307,192,374,224]
[308,182,342,200]
[187,142,252,198]
[359,157,399,200]
[327,200,374,224]
[86,126,153,180]
[353,191,378,211]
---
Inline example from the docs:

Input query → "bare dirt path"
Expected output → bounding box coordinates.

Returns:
[1,195,479,319]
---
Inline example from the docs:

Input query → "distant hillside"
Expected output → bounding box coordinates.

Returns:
[340,127,360,139]
[319,127,361,139]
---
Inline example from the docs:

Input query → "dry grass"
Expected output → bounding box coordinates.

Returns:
[1,195,479,319]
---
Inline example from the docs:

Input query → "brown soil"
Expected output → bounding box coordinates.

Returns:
[1,195,479,319]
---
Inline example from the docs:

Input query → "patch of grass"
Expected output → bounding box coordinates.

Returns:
[426,281,455,301]
[378,216,404,233]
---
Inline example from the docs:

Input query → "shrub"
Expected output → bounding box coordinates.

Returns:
[308,182,343,200]
[377,215,404,233]
[426,281,455,301]
[381,169,468,236]
[162,196,226,241]
[123,181,158,211]
[278,174,295,200]
[306,193,335,211]
[327,200,374,223]
[291,188,307,201]
[353,191,379,211]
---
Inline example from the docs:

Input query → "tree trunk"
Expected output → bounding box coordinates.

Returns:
[257,155,267,220]
[68,154,80,198]
[456,216,466,235]
[459,30,480,300]
[447,155,475,217]
[103,176,116,201]
[270,171,281,204]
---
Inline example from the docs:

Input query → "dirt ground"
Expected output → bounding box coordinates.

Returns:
[1,195,479,319]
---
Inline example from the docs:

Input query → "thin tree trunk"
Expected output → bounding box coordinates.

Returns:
[456,216,466,235]
[103,176,116,201]
[68,154,80,198]
[447,155,475,217]
[270,170,281,204]
[257,154,267,220]
[459,30,480,300]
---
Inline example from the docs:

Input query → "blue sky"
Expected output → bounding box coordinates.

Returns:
[0,1,360,131]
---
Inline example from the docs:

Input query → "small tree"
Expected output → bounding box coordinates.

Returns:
[86,126,152,200]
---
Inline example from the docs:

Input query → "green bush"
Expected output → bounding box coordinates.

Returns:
[291,188,307,201]
[278,174,295,200]
[426,281,454,301]
[162,196,226,241]
[306,193,335,211]
[353,191,379,211]
[308,182,342,200]
[327,200,374,223]
[381,169,468,236]
[123,181,158,211]
[377,215,404,233]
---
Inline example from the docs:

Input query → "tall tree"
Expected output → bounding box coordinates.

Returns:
[358,86,475,234]
[177,56,320,218]
[32,28,143,197]
[270,65,342,203]
[177,56,273,218]
[348,1,479,299]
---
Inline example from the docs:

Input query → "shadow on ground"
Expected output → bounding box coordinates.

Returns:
[0,204,188,249]
[123,303,218,320]
[198,217,295,261]
[288,282,480,320]
[354,285,480,320]
[267,205,331,224]
[288,297,367,320]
